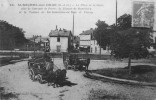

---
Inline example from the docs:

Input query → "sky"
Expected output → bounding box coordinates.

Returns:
[0,0,155,38]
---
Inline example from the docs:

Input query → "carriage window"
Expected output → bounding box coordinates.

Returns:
[57,37,60,42]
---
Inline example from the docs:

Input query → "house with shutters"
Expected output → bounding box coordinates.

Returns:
[49,26,73,52]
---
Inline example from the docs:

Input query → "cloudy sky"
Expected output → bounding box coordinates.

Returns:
[0,0,154,37]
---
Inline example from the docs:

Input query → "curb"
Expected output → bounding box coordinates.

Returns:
[84,72,156,87]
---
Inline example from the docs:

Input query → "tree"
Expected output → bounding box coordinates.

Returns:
[111,28,153,74]
[93,20,111,49]
[117,14,132,30]
[0,20,28,50]
[110,14,153,74]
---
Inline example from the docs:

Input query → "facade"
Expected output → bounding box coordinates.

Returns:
[79,29,93,52]
[49,27,73,52]
[79,28,110,54]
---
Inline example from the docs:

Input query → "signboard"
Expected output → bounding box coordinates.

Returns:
[132,1,155,28]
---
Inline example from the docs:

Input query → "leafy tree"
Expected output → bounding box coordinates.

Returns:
[93,20,111,49]
[109,14,154,74]
[111,28,153,74]
[117,14,132,30]
[0,20,27,50]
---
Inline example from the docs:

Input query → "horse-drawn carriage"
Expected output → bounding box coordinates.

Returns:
[28,56,66,86]
[63,52,90,71]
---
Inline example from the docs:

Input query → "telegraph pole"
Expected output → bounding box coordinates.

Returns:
[72,13,74,36]
[116,0,118,27]
[33,35,35,57]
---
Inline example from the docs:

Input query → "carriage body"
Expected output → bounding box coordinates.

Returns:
[28,57,48,82]
[63,53,88,70]
[28,56,67,84]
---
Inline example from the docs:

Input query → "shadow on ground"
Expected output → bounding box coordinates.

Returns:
[124,65,156,74]
[88,89,127,100]
[0,87,19,100]
[58,80,77,87]
[40,78,77,87]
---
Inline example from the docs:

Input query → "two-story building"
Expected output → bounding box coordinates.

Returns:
[79,29,93,52]
[49,27,73,52]
[79,28,110,54]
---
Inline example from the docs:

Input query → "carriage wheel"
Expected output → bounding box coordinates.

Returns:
[37,74,44,84]
[29,69,35,81]
[72,65,76,70]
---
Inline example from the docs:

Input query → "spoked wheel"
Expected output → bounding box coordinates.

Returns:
[29,69,35,81]
[36,74,44,84]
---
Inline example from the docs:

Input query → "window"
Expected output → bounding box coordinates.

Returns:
[57,37,60,42]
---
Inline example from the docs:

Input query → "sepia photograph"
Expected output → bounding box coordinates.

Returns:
[0,0,156,100]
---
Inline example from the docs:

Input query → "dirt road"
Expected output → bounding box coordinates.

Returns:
[0,59,156,100]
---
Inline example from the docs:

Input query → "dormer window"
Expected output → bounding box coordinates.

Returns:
[57,37,60,42]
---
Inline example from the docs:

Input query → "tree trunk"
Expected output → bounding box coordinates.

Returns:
[128,54,131,75]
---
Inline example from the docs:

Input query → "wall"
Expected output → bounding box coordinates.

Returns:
[90,40,111,54]
[79,34,91,47]
[79,35,91,40]
[80,40,90,46]
[49,37,68,52]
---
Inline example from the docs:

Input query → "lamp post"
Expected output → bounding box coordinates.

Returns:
[100,32,101,59]
[116,0,118,27]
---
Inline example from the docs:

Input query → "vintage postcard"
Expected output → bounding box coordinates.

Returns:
[0,0,156,100]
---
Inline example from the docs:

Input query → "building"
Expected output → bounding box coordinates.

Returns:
[79,29,93,52]
[25,37,50,51]
[79,28,110,54]
[49,27,73,52]
[73,36,80,49]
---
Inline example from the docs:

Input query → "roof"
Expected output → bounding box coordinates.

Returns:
[27,37,49,43]
[49,29,72,37]
[36,37,49,42]
[79,29,93,35]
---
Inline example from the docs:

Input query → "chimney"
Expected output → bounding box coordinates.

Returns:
[56,25,58,30]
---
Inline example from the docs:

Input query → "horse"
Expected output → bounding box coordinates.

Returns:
[47,69,67,88]
[53,69,67,87]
